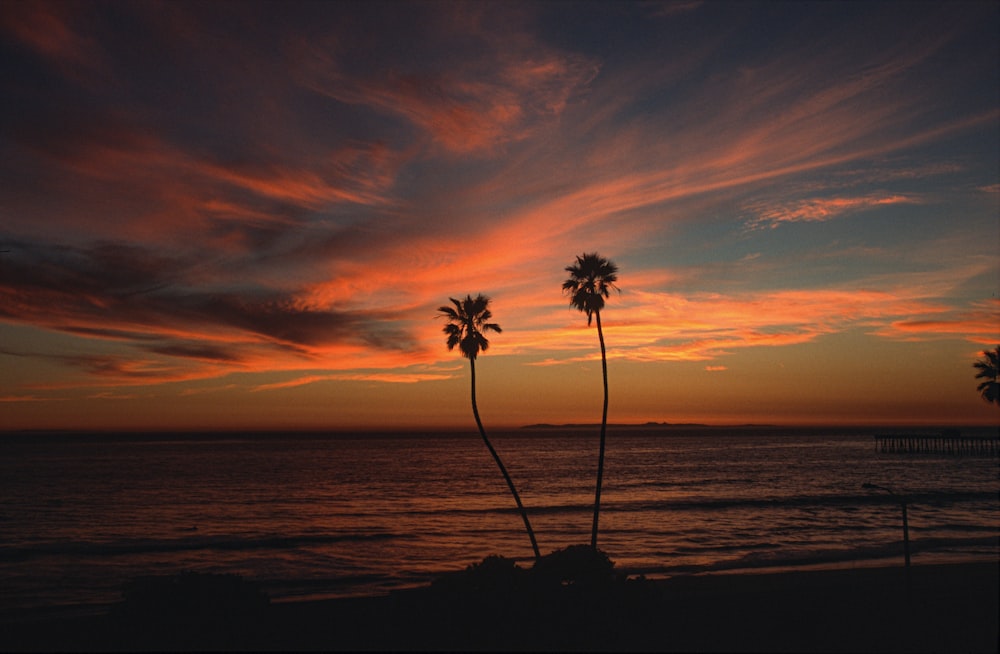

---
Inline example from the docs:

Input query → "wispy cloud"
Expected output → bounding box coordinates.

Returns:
[251,370,454,392]
[510,286,993,364]
[87,391,141,400]
[873,299,1000,345]
[293,6,598,157]
[744,194,922,229]
[0,394,58,403]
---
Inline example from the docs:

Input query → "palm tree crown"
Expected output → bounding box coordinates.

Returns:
[562,253,620,326]
[973,345,1000,406]
[438,294,502,361]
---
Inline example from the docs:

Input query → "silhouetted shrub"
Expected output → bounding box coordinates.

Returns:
[430,547,632,603]
[532,544,616,587]
[431,554,529,594]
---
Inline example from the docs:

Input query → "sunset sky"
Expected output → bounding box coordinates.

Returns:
[1,1,997,431]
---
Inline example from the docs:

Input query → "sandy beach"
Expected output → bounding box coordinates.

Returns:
[2,561,996,652]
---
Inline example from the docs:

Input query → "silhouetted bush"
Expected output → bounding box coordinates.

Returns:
[431,554,530,595]
[532,544,617,588]
[432,546,624,600]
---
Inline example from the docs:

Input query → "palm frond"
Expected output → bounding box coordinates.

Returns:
[563,252,620,325]
[436,293,502,361]
[442,323,462,351]
[972,347,1000,379]
[973,346,1000,405]
[437,306,459,321]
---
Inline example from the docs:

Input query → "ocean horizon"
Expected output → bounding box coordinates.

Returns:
[3,421,997,438]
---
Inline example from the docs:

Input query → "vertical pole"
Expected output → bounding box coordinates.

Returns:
[901,500,911,598]
[863,483,913,600]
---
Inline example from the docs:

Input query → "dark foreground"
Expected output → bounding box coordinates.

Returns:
[2,562,997,652]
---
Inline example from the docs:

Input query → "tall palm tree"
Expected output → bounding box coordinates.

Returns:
[973,346,1000,406]
[438,294,541,562]
[562,253,619,549]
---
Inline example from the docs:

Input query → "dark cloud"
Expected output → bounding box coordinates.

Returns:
[0,239,414,355]
[144,341,242,363]
[0,347,175,380]
[62,326,162,341]
[52,352,168,379]
[0,240,184,301]
[168,290,402,350]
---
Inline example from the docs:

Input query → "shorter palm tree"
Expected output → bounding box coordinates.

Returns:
[973,346,999,406]
[438,294,541,562]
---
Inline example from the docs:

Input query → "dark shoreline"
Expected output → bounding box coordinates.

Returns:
[2,561,996,652]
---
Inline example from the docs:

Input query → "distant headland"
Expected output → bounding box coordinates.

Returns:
[521,422,712,429]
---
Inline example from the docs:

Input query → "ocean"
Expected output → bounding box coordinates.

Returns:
[1,426,997,620]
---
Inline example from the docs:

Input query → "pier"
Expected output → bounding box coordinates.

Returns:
[874,431,999,456]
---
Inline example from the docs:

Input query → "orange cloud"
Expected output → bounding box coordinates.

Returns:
[873,299,1000,344]
[745,194,921,229]
[293,22,597,156]
[250,375,334,392]
[497,287,971,365]
[0,394,57,403]
[251,370,455,392]
[86,391,141,400]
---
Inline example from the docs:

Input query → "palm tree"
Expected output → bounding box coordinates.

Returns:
[562,253,620,549]
[438,294,541,562]
[973,346,1000,406]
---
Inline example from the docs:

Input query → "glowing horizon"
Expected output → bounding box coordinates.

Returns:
[1,1,997,432]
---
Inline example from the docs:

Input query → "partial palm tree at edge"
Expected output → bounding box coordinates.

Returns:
[973,345,1000,406]
[437,294,541,562]
[562,253,620,550]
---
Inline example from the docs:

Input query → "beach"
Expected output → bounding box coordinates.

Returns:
[2,561,996,652]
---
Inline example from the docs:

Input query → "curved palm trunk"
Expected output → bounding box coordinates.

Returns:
[591,309,608,549]
[469,358,541,562]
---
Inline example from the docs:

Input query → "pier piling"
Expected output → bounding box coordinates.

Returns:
[874,431,999,456]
